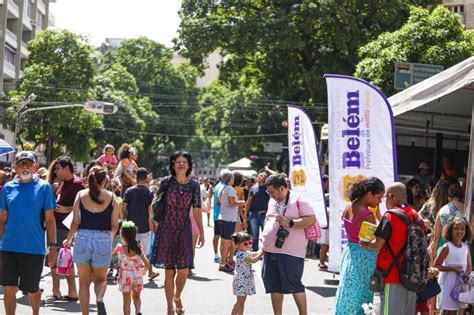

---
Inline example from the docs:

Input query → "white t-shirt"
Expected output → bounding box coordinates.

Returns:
[219,185,238,222]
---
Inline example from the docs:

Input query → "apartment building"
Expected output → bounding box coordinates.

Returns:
[444,0,474,29]
[0,0,55,96]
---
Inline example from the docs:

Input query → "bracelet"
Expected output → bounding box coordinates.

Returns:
[47,242,58,247]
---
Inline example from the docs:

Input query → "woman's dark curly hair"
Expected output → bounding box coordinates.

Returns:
[443,217,472,244]
[348,177,385,202]
[169,150,193,177]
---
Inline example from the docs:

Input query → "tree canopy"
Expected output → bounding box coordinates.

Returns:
[355,5,474,96]
[176,0,441,103]
[6,29,101,162]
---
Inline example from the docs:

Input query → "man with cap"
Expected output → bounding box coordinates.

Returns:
[0,151,57,315]
[412,162,435,198]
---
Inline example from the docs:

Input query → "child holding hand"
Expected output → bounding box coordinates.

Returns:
[112,221,150,315]
[231,231,264,315]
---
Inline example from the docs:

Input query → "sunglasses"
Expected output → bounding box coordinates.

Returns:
[241,240,253,246]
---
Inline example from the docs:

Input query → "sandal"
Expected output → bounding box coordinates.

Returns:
[174,297,184,314]
[319,263,328,271]
[43,294,61,304]
[148,271,160,280]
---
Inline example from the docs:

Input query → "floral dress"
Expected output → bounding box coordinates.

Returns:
[116,243,144,293]
[233,250,256,296]
[150,177,201,269]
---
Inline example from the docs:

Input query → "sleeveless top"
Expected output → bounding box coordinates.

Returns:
[443,242,468,269]
[78,194,114,231]
[343,208,371,243]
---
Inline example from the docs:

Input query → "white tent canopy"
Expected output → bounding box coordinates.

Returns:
[227,158,253,169]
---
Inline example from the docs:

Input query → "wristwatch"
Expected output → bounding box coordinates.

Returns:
[289,219,294,228]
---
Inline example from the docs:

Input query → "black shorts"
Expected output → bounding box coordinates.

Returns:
[213,220,222,236]
[220,220,236,240]
[2,251,44,293]
[262,252,305,294]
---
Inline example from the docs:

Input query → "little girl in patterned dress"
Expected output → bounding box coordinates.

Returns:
[112,221,151,315]
[231,231,264,315]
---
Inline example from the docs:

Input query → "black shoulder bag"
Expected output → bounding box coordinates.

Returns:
[152,176,171,223]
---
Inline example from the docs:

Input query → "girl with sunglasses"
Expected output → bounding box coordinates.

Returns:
[231,231,264,315]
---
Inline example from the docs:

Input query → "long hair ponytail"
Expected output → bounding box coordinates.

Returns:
[87,166,106,204]
[121,222,142,256]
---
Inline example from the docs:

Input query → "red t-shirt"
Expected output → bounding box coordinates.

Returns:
[54,176,85,230]
[374,205,425,284]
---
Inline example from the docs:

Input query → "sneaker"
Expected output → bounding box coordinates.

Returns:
[97,301,107,315]
[213,255,220,263]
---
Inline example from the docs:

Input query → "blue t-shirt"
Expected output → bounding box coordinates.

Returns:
[213,181,224,222]
[1,177,57,255]
[248,185,270,213]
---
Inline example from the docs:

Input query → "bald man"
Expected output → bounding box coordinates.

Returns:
[361,182,425,315]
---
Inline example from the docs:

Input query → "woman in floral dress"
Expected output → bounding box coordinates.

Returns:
[150,151,204,315]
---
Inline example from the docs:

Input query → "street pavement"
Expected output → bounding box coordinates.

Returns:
[1,220,339,314]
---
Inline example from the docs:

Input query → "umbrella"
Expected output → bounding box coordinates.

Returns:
[0,139,15,157]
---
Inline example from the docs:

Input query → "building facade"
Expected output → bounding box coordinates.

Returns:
[443,0,474,29]
[0,0,55,96]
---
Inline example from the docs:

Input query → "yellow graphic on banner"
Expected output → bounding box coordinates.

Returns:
[341,174,366,201]
[292,169,306,187]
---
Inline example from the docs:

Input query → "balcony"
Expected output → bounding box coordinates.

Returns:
[22,15,32,31]
[20,41,29,59]
[7,0,20,19]
[3,61,16,80]
[37,0,46,15]
[48,12,56,27]
[5,28,18,48]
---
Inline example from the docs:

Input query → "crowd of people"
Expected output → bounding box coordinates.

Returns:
[333,158,473,315]
[0,144,472,315]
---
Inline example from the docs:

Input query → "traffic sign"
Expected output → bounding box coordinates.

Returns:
[394,62,443,90]
[84,101,118,115]
[263,142,283,153]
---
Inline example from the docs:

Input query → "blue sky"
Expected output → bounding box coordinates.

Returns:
[50,0,182,48]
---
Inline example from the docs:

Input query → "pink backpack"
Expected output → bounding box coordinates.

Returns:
[56,245,72,276]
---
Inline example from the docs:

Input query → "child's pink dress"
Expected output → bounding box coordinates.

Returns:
[116,243,144,293]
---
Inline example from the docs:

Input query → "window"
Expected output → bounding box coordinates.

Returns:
[4,46,15,64]
[446,5,464,14]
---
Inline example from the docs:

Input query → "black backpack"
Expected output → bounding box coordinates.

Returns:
[387,208,429,293]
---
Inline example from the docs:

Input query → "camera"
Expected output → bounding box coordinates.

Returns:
[275,227,290,248]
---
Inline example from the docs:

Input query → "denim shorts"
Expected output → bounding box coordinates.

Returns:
[73,229,112,269]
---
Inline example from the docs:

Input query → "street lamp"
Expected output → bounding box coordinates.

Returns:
[13,100,118,149]
[13,93,37,148]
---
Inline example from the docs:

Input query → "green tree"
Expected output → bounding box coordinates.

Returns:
[7,29,101,162]
[92,63,160,166]
[355,5,474,96]
[193,80,289,168]
[101,38,200,155]
[176,0,440,103]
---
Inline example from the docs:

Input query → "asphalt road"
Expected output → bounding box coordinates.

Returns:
[0,221,340,314]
